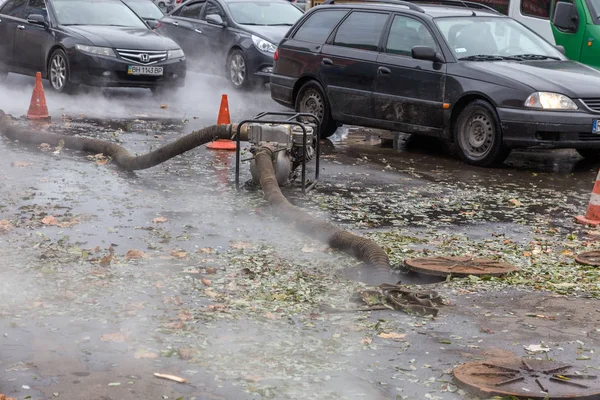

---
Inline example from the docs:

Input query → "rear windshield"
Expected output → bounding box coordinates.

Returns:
[125,0,164,19]
[228,1,302,25]
[53,0,148,27]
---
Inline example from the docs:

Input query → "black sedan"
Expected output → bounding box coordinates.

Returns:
[158,0,303,89]
[0,0,186,93]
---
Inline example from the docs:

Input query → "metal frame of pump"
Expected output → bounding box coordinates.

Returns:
[235,112,321,194]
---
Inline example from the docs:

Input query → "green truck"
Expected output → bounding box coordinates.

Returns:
[456,0,600,68]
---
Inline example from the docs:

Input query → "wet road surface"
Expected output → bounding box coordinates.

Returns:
[1,76,600,399]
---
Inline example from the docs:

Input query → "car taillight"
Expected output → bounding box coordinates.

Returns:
[274,48,279,61]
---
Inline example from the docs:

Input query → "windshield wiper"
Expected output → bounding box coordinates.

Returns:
[265,23,293,26]
[511,54,561,60]
[459,54,511,61]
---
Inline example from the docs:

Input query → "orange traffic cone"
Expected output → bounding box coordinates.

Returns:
[27,72,50,120]
[207,94,236,151]
[575,169,600,226]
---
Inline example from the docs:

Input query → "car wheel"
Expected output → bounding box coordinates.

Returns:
[295,80,338,139]
[48,49,71,93]
[454,99,510,167]
[576,149,600,160]
[158,1,166,10]
[227,49,250,90]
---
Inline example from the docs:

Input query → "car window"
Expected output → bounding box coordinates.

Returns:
[24,0,47,19]
[332,11,389,52]
[435,16,563,59]
[203,1,224,18]
[0,0,27,17]
[464,0,509,15]
[53,0,147,27]
[385,15,437,56]
[521,0,551,19]
[179,0,205,18]
[293,9,347,43]
[227,1,302,25]
[125,0,164,20]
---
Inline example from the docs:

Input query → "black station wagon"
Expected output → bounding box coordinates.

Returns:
[271,0,600,166]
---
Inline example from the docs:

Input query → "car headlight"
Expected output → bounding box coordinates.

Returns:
[75,44,116,57]
[525,92,578,110]
[168,49,185,59]
[252,35,276,54]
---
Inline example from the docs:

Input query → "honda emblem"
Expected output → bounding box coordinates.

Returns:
[140,53,150,62]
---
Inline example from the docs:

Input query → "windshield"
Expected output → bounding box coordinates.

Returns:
[227,1,302,26]
[125,0,164,19]
[53,0,148,27]
[435,17,564,60]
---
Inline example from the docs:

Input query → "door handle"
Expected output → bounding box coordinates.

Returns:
[378,66,391,75]
[171,21,179,25]
[321,58,333,66]
[17,25,25,30]
[194,28,202,34]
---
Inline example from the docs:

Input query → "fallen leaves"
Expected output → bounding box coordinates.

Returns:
[378,332,406,341]
[159,104,168,109]
[360,337,372,345]
[230,241,251,249]
[0,220,12,233]
[170,250,187,259]
[134,349,158,359]
[10,161,32,167]
[508,198,522,207]
[41,216,58,225]
[200,278,211,287]
[125,249,146,260]
[100,332,129,343]
[266,312,281,320]
[153,216,168,223]
[198,247,214,253]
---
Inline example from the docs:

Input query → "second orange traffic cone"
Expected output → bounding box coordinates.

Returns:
[207,94,236,151]
[575,169,600,226]
[27,72,50,120]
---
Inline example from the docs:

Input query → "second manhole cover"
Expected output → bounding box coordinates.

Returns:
[454,358,600,400]
[576,251,600,267]
[404,256,517,277]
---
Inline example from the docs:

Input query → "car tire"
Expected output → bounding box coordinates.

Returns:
[576,149,600,160]
[48,49,72,93]
[158,1,166,10]
[227,49,250,90]
[453,99,510,167]
[295,80,338,139]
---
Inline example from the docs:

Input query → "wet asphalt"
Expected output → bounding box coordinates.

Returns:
[1,71,600,400]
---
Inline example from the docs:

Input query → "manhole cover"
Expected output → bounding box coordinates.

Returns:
[576,251,600,266]
[454,358,600,400]
[404,256,517,277]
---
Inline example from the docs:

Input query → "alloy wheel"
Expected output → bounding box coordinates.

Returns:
[50,54,67,90]
[229,53,246,87]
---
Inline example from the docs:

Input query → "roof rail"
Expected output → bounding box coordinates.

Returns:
[320,0,425,12]
[410,0,500,13]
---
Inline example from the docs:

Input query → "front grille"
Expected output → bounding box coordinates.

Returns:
[581,98,600,112]
[116,49,167,65]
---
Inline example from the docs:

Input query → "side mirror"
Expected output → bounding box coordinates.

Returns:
[146,19,160,29]
[552,1,578,33]
[27,14,48,27]
[555,44,566,55]
[411,45,443,62]
[206,14,224,26]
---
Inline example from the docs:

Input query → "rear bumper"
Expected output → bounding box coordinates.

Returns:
[68,50,186,88]
[269,73,295,108]
[498,107,600,149]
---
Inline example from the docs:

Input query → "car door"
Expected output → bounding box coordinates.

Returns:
[318,10,390,120]
[160,0,206,61]
[373,14,446,135]
[196,0,228,72]
[13,0,54,73]
[0,0,28,70]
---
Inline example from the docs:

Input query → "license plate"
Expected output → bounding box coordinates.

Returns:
[127,66,163,76]
[594,120,600,134]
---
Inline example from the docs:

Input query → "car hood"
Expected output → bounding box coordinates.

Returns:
[65,25,179,50]
[240,25,291,45]
[465,60,600,98]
